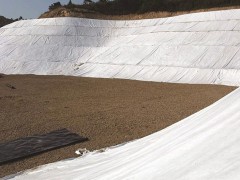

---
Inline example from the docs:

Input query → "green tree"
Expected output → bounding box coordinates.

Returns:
[49,2,62,10]
[99,0,108,3]
[84,0,93,4]
[68,0,73,6]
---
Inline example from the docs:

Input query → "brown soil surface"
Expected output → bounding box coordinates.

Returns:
[0,75,236,177]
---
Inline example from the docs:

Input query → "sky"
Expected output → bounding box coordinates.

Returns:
[0,0,86,19]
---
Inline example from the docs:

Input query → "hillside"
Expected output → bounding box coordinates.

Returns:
[0,16,14,27]
[40,0,240,19]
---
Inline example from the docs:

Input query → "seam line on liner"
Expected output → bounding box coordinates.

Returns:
[1,29,240,38]
[80,62,240,71]
[2,18,240,29]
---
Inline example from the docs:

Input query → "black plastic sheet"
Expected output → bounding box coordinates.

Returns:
[0,129,88,164]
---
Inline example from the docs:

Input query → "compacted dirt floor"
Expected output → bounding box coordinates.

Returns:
[0,74,236,177]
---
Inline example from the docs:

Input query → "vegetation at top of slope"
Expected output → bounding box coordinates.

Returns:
[0,16,14,27]
[40,0,240,19]
[97,0,240,14]
[0,16,23,28]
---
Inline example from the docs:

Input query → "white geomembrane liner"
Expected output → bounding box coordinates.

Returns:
[1,9,240,85]
[2,9,240,179]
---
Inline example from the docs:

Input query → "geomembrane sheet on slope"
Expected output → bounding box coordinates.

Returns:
[0,129,88,165]
[1,9,240,86]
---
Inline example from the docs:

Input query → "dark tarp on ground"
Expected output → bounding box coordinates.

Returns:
[0,128,88,164]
